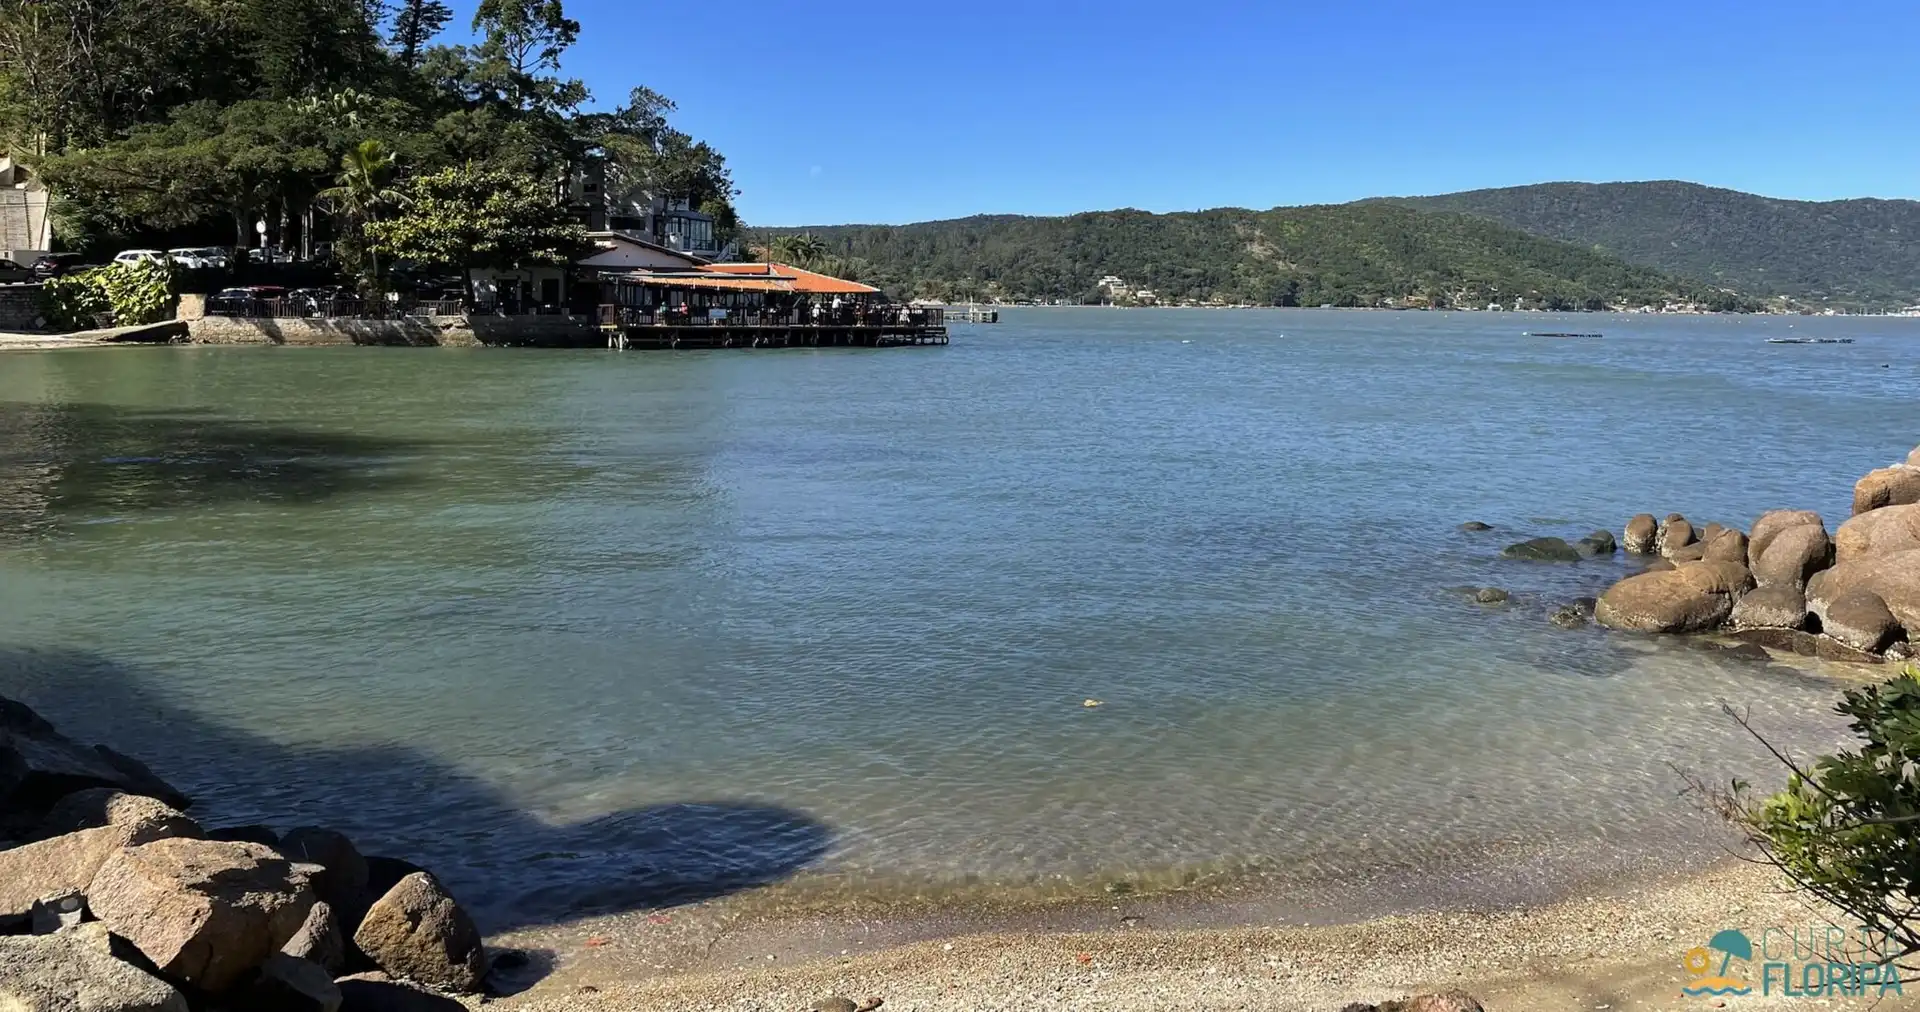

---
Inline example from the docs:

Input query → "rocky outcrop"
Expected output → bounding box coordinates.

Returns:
[87,838,317,993]
[1853,465,1920,515]
[234,953,341,1012]
[1750,510,1825,563]
[1825,590,1901,653]
[1501,537,1582,562]
[279,827,369,914]
[1658,515,1696,558]
[352,873,486,993]
[0,702,191,815]
[0,923,189,1012]
[1594,562,1743,633]
[1808,548,1920,635]
[1702,528,1749,564]
[1342,992,1485,1012]
[40,789,201,840]
[335,971,468,1011]
[281,899,347,976]
[1729,584,1807,631]
[1753,523,1831,589]
[1835,503,1920,563]
[1575,529,1617,557]
[1624,513,1658,553]
[0,818,197,925]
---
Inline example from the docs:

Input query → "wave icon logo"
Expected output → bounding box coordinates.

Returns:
[1681,929,1754,997]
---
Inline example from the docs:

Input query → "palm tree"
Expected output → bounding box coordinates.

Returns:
[770,232,830,268]
[319,139,408,283]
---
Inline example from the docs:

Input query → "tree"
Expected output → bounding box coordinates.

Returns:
[470,0,584,116]
[389,0,454,70]
[363,163,587,271]
[770,233,830,268]
[320,140,408,283]
[1712,670,1920,978]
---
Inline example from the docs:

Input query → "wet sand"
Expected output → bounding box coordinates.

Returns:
[487,859,1920,1011]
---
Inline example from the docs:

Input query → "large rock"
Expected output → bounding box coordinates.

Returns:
[90,747,191,811]
[88,838,317,994]
[1729,584,1807,631]
[1576,529,1617,558]
[1750,510,1825,562]
[0,819,196,925]
[1595,564,1738,633]
[335,971,467,1012]
[233,953,341,1012]
[1624,513,1659,554]
[0,925,189,1012]
[1343,993,1487,1012]
[1501,537,1582,562]
[1658,515,1696,557]
[1702,528,1749,564]
[1753,523,1832,589]
[1853,465,1920,515]
[0,923,189,1011]
[1835,503,1920,563]
[0,703,184,814]
[40,789,201,840]
[281,900,346,976]
[352,873,485,994]
[1667,542,1708,564]
[1808,548,1920,635]
[279,827,369,913]
[1825,590,1900,653]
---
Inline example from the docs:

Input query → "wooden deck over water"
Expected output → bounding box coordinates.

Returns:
[596,306,949,350]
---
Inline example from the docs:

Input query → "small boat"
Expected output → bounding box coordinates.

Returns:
[1524,331,1602,338]
[1767,337,1854,345]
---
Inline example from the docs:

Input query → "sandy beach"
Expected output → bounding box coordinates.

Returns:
[481,859,1920,1011]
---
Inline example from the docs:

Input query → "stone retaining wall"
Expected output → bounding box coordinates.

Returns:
[0,284,43,331]
[185,314,602,348]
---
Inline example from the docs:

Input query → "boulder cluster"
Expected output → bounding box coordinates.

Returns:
[0,695,482,1011]
[1592,443,1920,663]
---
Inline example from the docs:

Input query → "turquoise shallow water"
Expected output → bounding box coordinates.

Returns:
[0,308,1914,928]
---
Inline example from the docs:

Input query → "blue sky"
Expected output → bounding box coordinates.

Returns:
[444,1,1920,226]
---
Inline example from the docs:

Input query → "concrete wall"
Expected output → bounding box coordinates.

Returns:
[186,313,603,348]
[0,284,43,331]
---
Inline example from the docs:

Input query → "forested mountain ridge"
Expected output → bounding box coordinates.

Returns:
[1385,181,1920,308]
[769,202,1747,310]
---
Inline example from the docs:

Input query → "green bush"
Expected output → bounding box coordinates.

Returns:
[38,260,174,331]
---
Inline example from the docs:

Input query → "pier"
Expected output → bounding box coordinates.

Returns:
[596,305,949,349]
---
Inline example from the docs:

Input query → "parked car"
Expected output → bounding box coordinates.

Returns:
[166,248,215,269]
[113,249,167,267]
[207,285,288,315]
[286,286,349,316]
[193,247,232,269]
[28,253,86,280]
[0,258,33,284]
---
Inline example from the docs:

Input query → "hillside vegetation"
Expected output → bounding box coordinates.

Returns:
[1389,181,1920,308]
[769,203,1742,310]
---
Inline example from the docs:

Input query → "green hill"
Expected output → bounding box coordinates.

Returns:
[1387,181,1920,308]
[769,203,1739,310]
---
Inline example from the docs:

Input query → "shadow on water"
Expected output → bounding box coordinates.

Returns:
[0,402,426,537]
[0,647,834,942]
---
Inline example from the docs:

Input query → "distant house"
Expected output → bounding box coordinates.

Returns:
[568,162,728,260]
[0,154,51,261]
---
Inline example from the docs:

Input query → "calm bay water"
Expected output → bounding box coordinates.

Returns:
[1,309,1916,929]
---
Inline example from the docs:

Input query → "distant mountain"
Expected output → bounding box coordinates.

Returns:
[1386,181,1920,308]
[769,203,1738,310]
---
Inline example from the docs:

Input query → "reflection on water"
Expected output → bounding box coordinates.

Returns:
[0,313,1912,922]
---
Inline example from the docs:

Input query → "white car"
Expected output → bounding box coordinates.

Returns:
[113,249,167,267]
[166,248,218,269]
[193,247,231,269]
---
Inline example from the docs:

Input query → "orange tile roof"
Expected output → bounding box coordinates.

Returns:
[705,262,880,295]
[612,272,792,293]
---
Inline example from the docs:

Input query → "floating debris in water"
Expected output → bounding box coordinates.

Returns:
[1082,699,1104,708]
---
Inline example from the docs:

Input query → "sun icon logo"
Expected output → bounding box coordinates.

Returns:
[1681,930,1754,997]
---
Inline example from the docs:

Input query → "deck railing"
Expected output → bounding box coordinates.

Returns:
[206,296,467,320]
[597,305,944,328]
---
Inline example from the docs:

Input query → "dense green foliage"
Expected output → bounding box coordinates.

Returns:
[39,261,175,330]
[365,165,588,270]
[0,0,735,284]
[1733,670,1920,974]
[1391,181,1920,308]
[769,203,1745,309]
